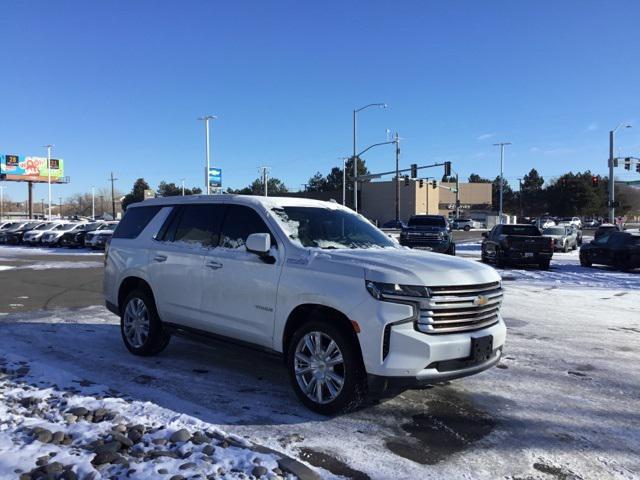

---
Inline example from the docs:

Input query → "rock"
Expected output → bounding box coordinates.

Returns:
[202,445,215,456]
[191,431,208,445]
[19,474,31,480]
[272,467,283,475]
[157,469,168,474]
[36,429,53,444]
[128,429,143,444]
[170,429,191,443]
[19,397,38,408]
[94,441,121,455]
[115,424,127,433]
[145,450,180,459]
[64,414,78,424]
[60,470,78,480]
[252,466,268,477]
[110,432,133,448]
[92,451,121,466]
[179,462,197,470]
[45,462,64,474]
[169,476,185,480]
[277,457,322,480]
[51,431,65,444]
[151,438,166,446]
[67,407,88,417]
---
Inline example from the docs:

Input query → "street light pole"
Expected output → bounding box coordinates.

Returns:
[609,123,632,223]
[394,133,401,223]
[198,115,217,194]
[0,186,4,221]
[493,142,511,223]
[353,103,386,212]
[91,186,95,220]
[43,144,54,220]
[181,178,186,196]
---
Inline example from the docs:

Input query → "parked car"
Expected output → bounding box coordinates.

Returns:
[381,219,405,229]
[594,223,621,239]
[452,218,483,231]
[85,221,119,249]
[570,224,583,246]
[41,222,88,246]
[481,224,554,269]
[0,221,16,230]
[59,222,104,248]
[580,231,640,271]
[23,222,67,245]
[399,215,455,254]
[542,225,578,252]
[0,222,47,245]
[558,217,582,229]
[104,196,506,414]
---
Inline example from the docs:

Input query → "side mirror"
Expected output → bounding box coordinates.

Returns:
[482,232,488,238]
[246,233,276,264]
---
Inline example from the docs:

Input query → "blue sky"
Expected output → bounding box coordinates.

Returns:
[1,0,640,202]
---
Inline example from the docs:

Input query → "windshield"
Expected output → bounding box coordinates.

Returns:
[35,223,53,231]
[53,224,76,231]
[543,227,566,235]
[272,206,396,249]
[502,225,541,236]
[408,216,446,227]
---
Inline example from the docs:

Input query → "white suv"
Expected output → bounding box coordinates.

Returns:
[104,196,506,413]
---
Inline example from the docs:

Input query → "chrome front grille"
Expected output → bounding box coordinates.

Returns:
[417,281,502,334]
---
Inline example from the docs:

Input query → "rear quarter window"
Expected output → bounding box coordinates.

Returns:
[113,206,162,239]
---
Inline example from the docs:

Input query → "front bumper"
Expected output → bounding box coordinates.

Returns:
[399,238,451,252]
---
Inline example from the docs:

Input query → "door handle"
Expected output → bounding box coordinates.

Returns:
[153,254,167,263]
[206,260,223,270]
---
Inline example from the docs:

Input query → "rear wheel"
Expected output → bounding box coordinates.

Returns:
[464,225,471,231]
[539,260,550,270]
[287,317,366,415]
[121,289,170,356]
[580,254,592,267]
[563,243,569,253]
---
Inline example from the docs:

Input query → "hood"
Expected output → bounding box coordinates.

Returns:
[90,229,115,235]
[544,234,564,240]
[317,248,499,287]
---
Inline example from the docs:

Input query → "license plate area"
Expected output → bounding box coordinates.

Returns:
[524,252,534,258]
[470,335,493,362]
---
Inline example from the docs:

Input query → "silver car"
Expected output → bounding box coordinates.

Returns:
[543,225,578,252]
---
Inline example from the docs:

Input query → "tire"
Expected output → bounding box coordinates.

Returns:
[539,260,550,270]
[563,243,569,253]
[287,316,367,415]
[580,254,592,267]
[120,289,170,356]
[447,243,456,256]
[464,225,471,231]
[495,250,505,268]
[615,256,630,272]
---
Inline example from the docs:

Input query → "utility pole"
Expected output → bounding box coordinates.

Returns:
[518,178,523,220]
[99,195,104,217]
[43,144,54,220]
[259,166,270,197]
[59,196,62,218]
[198,115,217,194]
[493,142,511,224]
[455,174,460,220]
[91,186,95,220]
[181,178,186,196]
[0,186,3,221]
[609,124,632,223]
[109,172,118,219]
[394,133,401,223]
[340,157,348,206]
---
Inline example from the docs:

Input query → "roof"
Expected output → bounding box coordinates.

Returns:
[128,194,350,211]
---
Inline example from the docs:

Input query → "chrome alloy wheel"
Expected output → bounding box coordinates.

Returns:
[294,331,345,404]
[123,298,150,348]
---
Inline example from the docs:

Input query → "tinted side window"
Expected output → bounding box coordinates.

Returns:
[220,205,275,249]
[113,206,162,239]
[163,204,224,247]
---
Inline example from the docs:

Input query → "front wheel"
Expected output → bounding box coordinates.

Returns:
[464,225,471,231]
[539,260,550,270]
[447,243,456,256]
[287,319,366,415]
[580,254,592,267]
[563,243,569,253]
[121,289,170,356]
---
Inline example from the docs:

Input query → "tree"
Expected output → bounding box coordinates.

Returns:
[492,176,516,213]
[305,156,369,193]
[228,177,289,195]
[468,173,491,183]
[520,168,545,216]
[544,171,607,217]
[122,178,150,211]
[157,181,202,197]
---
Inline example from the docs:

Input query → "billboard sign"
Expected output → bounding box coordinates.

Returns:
[209,167,222,188]
[0,154,65,182]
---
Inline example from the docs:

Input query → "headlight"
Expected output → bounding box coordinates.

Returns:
[366,281,429,300]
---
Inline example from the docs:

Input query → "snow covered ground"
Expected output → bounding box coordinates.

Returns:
[0,245,102,257]
[0,242,639,479]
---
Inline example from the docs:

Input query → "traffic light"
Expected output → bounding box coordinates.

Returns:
[625,157,631,170]
[432,180,437,189]
[410,164,418,178]
[613,158,619,167]
[444,161,451,177]
[404,176,410,187]
[419,179,424,188]
[591,176,599,187]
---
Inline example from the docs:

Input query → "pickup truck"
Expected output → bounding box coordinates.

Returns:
[481,224,554,269]
[399,215,455,254]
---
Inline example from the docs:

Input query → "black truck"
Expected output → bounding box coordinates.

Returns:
[481,224,554,269]
[399,215,455,255]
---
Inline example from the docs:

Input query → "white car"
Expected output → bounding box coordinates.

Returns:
[85,222,119,249]
[453,218,483,231]
[22,222,68,245]
[104,196,506,414]
[41,222,87,246]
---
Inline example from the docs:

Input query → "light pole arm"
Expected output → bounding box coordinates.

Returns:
[356,140,397,159]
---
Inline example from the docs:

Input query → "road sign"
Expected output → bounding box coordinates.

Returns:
[209,167,222,188]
